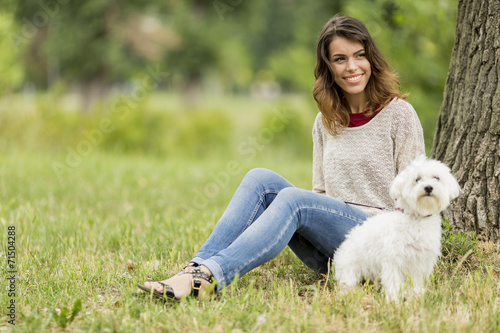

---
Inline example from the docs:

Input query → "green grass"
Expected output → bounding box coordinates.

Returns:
[1,150,499,333]
[0,93,499,332]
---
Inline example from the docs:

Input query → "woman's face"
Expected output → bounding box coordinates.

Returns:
[328,37,371,104]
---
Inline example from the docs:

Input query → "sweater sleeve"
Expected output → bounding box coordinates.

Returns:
[312,113,326,193]
[392,101,426,174]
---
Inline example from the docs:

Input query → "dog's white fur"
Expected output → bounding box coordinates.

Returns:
[333,156,461,301]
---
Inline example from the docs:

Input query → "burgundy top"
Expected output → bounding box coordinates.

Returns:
[348,99,394,127]
[348,111,380,127]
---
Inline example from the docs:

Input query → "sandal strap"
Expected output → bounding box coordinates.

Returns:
[190,267,214,297]
[176,262,199,276]
[138,281,176,299]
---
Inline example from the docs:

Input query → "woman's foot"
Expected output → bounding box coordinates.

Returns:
[138,265,214,300]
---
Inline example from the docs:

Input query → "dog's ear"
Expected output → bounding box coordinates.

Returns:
[432,159,461,200]
[445,172,461,200]
[412,154,428,167]
[390,155,424,200]
[389,171,405,201]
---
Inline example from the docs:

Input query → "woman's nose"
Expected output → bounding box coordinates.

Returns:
[346,58,357,71]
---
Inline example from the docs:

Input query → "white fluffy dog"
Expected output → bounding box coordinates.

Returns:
[333,156,461,301]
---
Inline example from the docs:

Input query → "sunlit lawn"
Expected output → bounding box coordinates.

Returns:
[0,93,498,332]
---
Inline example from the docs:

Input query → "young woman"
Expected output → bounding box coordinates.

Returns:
[137,15,425,300]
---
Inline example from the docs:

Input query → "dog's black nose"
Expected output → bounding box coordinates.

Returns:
[424,186,433,194]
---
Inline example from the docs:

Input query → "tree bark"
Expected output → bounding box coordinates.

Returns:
[432,0,500,241]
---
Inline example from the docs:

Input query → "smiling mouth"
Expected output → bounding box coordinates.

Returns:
[344,74,364,83]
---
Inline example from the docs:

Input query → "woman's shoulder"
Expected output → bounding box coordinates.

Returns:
[313,112,325,131]
[314,112,323,124]
[381,98,423,138]
[380,98,420,123]
[384,98,416,114]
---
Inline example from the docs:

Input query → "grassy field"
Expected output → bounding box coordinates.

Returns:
[0,93,499,332]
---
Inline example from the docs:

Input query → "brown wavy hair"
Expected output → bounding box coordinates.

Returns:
[312,15,406,135]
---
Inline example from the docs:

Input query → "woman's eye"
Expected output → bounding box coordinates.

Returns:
[332,57,344,62]
[356,53,366,58]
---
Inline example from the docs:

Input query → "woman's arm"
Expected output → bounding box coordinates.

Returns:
[312,113,326,194]
[393,102,426,174]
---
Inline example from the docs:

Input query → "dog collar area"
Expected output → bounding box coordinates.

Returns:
[394,207,432,218]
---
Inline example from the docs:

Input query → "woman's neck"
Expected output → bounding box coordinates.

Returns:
[344,94,368,114]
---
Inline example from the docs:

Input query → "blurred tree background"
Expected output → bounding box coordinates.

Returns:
[0,0,457,157]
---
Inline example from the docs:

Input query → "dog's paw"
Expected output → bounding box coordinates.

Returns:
[336,282,357,296]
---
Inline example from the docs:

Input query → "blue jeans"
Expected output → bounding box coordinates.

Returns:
[191,168,370,290]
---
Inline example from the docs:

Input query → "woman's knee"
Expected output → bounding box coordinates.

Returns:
[244,168,279,181]
[240,168,294,203]
[243,168,291,189]
[273,187,308,206]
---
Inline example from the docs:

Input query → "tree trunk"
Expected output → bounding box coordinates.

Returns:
[432,0,500,241]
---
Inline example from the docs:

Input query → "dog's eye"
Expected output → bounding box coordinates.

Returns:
[415,176,421,183]
[433,176,440,181]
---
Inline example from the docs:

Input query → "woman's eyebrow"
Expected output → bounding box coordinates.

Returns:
[331,48,365,58]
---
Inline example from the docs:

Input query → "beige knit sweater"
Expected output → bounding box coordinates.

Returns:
[312,98,425,216]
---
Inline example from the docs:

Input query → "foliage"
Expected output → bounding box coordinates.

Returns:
[0,11,24,93]
[2,0,458,145]
[48,299,82,330]
[342,0,458,151]
[3,0,457,97]
[0,92,444,164]
[0,94,234,158]
[260,105,314,158]
[343,0,457,93]
[441,218,479,261]
[8,0,152,88]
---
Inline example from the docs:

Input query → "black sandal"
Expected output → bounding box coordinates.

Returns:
[189,267,214,297]
[136,266,214,300]
[175,262,199,276]
[136,281,177,300]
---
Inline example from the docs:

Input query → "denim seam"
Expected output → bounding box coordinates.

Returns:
[222,203,365,284]
[226,205,299,283]
[208,257,228,287]
[236,189,280,239]
[211,197,366,287]
[195,189,282,287]
[307,204,367,224]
